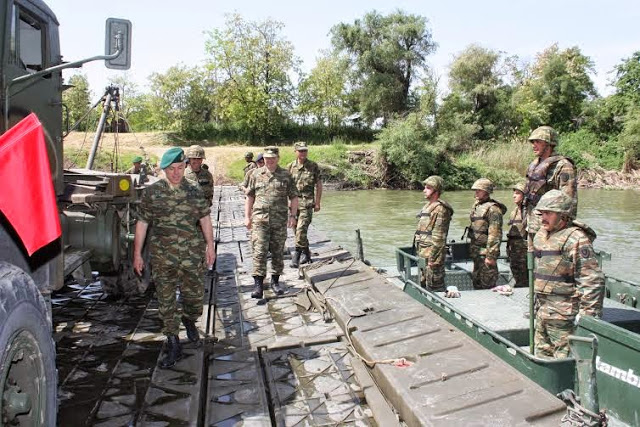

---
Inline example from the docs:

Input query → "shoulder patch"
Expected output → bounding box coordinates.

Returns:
[580,246,592,259]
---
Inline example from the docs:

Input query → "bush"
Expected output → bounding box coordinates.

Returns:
[558,129,623,170]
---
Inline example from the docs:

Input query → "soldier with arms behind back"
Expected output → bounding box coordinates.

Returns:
[414,176,453,291]
[533,190,604,359]
[287,142,322,267]
[133,147,216,369]
[468,178,507,289]
[507,182,528,287]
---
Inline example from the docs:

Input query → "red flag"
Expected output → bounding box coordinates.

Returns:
[0,113,61,255]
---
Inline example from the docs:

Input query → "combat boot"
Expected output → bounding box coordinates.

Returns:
[182,316,200,343]
[251,276,264,299]
[299,248,312,264]
[158,335,183,369]
[290,249,301,268]
[271,275,285,295]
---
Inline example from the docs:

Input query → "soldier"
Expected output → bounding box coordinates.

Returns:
[507,182,528,287]
[242,153,264,193]
[468,178,506,289]
[524,126,577,239]
[533,190,604,359]
[287,142,322,267]
[255,153,265,168]
[243,151,257,176]
[414,176,453,291]
[125,156,143,174]
[185,145,214,205]
[133,147,216,369]
[245,146,299,298]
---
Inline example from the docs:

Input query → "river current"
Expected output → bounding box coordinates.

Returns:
[312,189,640,283]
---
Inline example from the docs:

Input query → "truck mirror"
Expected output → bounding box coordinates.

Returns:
[104,18,132,70]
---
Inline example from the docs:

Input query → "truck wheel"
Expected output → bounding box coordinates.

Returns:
[0,262,56,427]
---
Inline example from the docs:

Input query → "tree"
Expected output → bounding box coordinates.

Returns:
[512,44,596,133]
[205,14,299,141]
[63,74,92,131]
[613,51,640,105]
[331,10,437,121]
[297,51,350,128]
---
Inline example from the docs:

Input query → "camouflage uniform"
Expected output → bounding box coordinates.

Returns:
[185,167,214,203]
[469,179,506,289]
[287,154,321,252]
[533,190,604,359]
[415,199,453,291]
[138,178,210,336]
[524,126,577,236]
[247,165,298,277]
[507,183,528,287]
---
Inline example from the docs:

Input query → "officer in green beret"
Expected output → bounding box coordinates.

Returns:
[245,146,298,297]
[133,147,216,368]
[125,156,144,174]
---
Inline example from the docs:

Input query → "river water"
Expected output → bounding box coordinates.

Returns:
[312,189,640,282]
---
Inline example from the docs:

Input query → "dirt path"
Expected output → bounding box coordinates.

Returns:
[63,131,262,184]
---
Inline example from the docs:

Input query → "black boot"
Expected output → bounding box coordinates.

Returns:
[271,275,285,295]
[300,248,312,264]
[158,335,183,369]
[182,316,200,343]
[251,276,264,299]
[290,249,301,268]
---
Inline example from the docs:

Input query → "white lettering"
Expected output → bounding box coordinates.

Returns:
[595,357,640,389]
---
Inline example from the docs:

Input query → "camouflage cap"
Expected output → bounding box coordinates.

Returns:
[132,156,143,163]
[244,151,254,159]
[294,141,308,151]
[186,144,205,159]
[471,178,494,194]
[423,175,444,193]
[528,126,558,146]
[534,189,574,217]
[512,182,526,193]
[160,147,186,169]
[263,146,279,158]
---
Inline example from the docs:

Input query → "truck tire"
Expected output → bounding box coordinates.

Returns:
[0,262,56,426]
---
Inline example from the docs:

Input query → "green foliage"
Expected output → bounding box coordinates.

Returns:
[64,148,158,172]
[63,74,97,131]
[557,129,623,170]
[331,10,436,120]
[617,110,640,172]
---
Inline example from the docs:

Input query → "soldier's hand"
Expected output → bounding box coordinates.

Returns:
[287,216,297,228]
[206,245,216,267]
[133,253,144,275]
[245,217,252,229]
[314,203,321,213]
[485,257,497,267]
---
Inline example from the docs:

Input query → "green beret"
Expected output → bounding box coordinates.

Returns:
[160,147,186,169]
[132,156,143,163]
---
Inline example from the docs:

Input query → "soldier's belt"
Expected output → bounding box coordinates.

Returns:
[507,235,527,240]
[470,216,486,221]
[415,230,433,236]
[534,273,575,283]
[533,250,562,258]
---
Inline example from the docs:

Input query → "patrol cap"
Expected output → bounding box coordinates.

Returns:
[256,153,264,162]
[528,125,558,146]
[512,182,526,193]
[294,141,308,151]
[534,189,574,217]
[132,156,143,163]
[186,144,205,159]
[471,178,494,194]
[423,175,444,193]
[244,151,254,159]
[159,147,186,169]
[263,146,279,158]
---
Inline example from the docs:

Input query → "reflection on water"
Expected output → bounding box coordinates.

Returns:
[313,188,640,282]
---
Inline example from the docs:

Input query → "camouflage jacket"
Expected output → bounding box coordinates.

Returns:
[507,204,527,240]
[415,199,453,264]
[247,166,298,224]
[533,223,605,320]
[287,159,321,208]
[469,199,506,259]
[138,178,210,254]
[185,167,214,201]
[243,162,257,175]
[525,155,577,234]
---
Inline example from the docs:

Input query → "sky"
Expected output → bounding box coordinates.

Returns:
[47,0,640,101]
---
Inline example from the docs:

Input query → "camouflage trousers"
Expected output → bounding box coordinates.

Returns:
[507,237,528,288]
[151,255,204,336]
[417,244,445,291]
[534,312,574,359]
[252,218,287,277]
[469,245,497,289]
[294,207,314,249]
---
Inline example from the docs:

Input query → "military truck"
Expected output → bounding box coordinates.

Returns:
[0,1,132,424]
